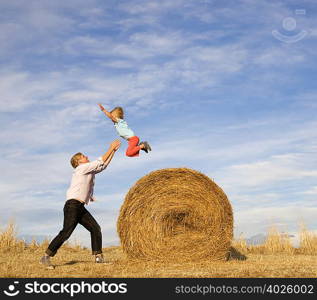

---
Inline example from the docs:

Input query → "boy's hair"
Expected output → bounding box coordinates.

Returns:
[70,152,83,168]
[110,106,124,119]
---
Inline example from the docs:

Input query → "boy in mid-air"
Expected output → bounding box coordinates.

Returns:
[98,104,151,157]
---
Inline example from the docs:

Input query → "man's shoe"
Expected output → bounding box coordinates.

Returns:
[40,255,54,269]
[95,254,106,263]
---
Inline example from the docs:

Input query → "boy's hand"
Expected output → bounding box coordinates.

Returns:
[110,139,121,151]
[98,103,105,111]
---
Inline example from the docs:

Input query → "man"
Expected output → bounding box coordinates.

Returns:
[40,139,121,269]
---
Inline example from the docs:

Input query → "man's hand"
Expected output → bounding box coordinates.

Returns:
[101,139,121,164]
[98,103,105,111]
[110,139,121,151]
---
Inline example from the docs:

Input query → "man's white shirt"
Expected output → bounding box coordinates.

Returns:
[66,157,107,205]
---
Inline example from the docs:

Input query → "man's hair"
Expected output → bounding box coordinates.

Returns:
[110,106,124,119]
[70,152,83,168]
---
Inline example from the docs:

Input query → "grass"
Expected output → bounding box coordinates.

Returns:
[0,222,316,278]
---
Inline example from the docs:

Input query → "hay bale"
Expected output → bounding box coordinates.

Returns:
[117,168,233,261]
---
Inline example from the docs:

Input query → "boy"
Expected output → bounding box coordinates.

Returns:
[98,104,151,157]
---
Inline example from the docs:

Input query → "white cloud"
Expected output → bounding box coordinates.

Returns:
[64,30,189,60]
[118,0,186,15]
[183,0,289,26]
[0,71,53,112]
[0,2,74,56]
[301,186,317,195]
[221,153,317,188]
[0,152,70,197]
[0,104,102,153]
[63,36,113,56]
[115,15,157,31]
[129,31,187,54]
[253,47,305,65]
[234,206,317,238]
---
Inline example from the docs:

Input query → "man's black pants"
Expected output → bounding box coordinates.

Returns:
[46,199,102,256]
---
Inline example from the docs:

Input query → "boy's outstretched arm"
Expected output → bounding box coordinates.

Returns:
[98,103,117,122]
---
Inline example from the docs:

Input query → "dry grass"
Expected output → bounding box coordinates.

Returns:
[0,222,25,253]
[232,227,295,255]
[298,224,317,255]
[0,223,316,278]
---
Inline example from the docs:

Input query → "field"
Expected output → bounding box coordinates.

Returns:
[0,223,316,278]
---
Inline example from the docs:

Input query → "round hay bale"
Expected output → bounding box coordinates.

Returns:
[117,168,233,261]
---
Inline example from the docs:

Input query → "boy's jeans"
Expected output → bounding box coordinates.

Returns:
[46,199,102,256]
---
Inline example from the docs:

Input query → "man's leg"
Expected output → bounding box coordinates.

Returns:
[79,207,103,261]
[45,200,83,257]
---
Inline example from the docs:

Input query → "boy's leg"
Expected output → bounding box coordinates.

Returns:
[79,207,102,256]
[126,136,140,157]
[45,200,83,257]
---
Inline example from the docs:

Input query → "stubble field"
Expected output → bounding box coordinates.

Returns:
[1,224,316,278]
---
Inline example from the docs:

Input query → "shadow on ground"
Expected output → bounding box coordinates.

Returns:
[227,247,247,261]
[63,260,87,266]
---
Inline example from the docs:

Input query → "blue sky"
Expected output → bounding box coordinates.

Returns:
[1,0,317,247]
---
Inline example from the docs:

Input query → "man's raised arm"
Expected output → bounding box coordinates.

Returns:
[80,140,121,174]
[101,139,121,165]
